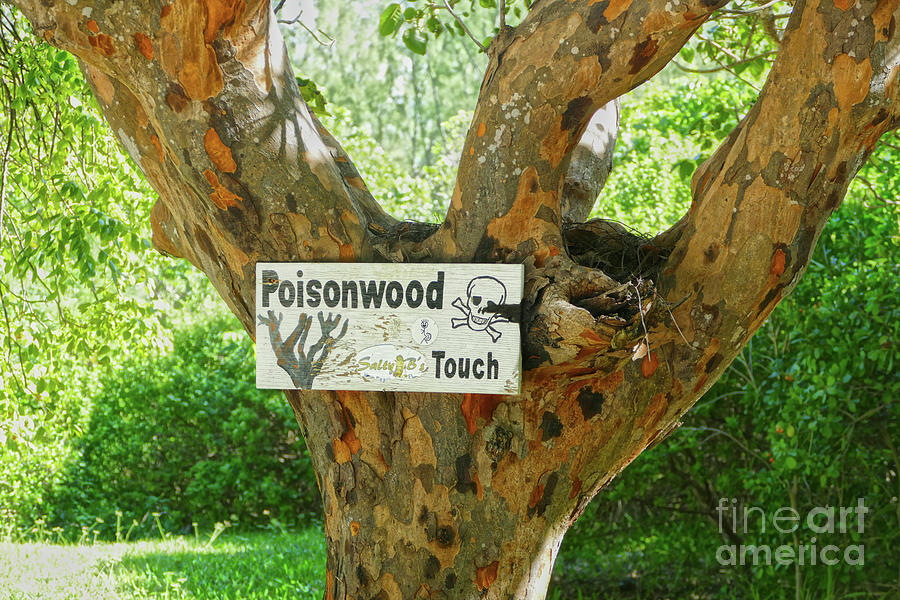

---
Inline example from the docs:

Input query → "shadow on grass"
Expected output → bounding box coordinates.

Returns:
[114,531,325,600]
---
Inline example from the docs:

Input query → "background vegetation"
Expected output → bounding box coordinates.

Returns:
[1,1,897,598]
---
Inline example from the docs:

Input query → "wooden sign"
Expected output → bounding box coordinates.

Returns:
[255,263,523,395]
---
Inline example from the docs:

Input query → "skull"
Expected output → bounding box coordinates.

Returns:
[465,276,507,331]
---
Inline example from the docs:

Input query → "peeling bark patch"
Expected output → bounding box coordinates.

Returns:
[204,0,247,44]
[641,351,659,377]
[193,225,216,260]
[704,352,724,374]
[576,388,604,420]
[562,96,592,132]
[832,54,872,112]
[528,472,558,518]
[203,169,242,209]
[204,128,237,173]
[604,0,634,21]
[476,122,486,137]
[628,38,658,74]
[540,411,563,440]
[134,33,154,60]
[150,134,165,163]
[166,83,190,113]
[461,394,504,434]
[86,20,99,34]
[475,561,499,591]
[89,33,115,57]
[770,248,786,277]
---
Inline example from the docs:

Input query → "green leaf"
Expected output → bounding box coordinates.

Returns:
[402,28,428,55]
[379,3,403,37]
[675,158,695,181]
[679,46,695,63]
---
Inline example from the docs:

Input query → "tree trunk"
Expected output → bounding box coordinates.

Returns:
[8,0,900,597]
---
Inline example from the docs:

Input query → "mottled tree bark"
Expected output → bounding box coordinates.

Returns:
[8,0,900,597]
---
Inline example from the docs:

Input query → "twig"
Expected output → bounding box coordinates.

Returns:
[717,0,782,16]
[277,9,334,46]
[499,0,506,29]
[0,104,12,245]
[857,175,899,204]
[631,281,651,355]
[444,0,486,52]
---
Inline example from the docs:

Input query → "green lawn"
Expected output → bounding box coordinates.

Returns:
[0,530,325,600]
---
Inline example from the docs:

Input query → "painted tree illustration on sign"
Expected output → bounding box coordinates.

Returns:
[5,0,900,596]
[257,311,348,389]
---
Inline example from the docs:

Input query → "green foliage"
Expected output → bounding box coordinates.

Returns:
[37,316,318,539]
[557,193,900,598]
[0,7,221,537]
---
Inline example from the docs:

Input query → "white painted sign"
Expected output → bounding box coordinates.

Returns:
[255,263,523,395]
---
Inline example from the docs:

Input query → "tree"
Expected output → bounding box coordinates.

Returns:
[4,0,898,597]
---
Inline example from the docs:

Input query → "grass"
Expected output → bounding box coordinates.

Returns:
[0,529,326,600]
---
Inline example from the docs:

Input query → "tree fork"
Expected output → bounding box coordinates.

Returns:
[7,0,900,598]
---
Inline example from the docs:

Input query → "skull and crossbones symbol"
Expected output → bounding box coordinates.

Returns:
[451,276,509,343]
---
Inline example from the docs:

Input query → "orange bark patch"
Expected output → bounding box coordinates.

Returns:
[475,561,499,591]
[461,394,504,435]
[350,521,360,536]
[344,176,366,189]
[641,351,659,377]
[569,476,582,499]
[203,128,237,173]
[473,472,484,500]
[604,0,633,22]
[769,248,786,277]
[86,20,99,33]
[528,483,545,508]
[341,427,361,455]
[485,166,558,252]
[832,54,872,112]
[692,374,708,394]
[134,33,154,60]
[203,169,242,209]
[540,118,570,169]
[161,4,172,18]
[476,122,486,137]
[205,0,247,44]
[628,38,659,75]
[833,0,853,10]
[159,1,224,100]
[86,66,115,105]
[88,34,115,57]
[637,393,668,430]
[150,134,165,163]
[325,569,334,600]
[333,438,351,464]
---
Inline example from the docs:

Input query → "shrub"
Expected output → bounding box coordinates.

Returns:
[43,316,318,539]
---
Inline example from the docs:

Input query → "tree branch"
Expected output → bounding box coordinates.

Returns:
[415,0,728,263]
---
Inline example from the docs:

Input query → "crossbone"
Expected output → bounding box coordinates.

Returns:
[450,275,509,343]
